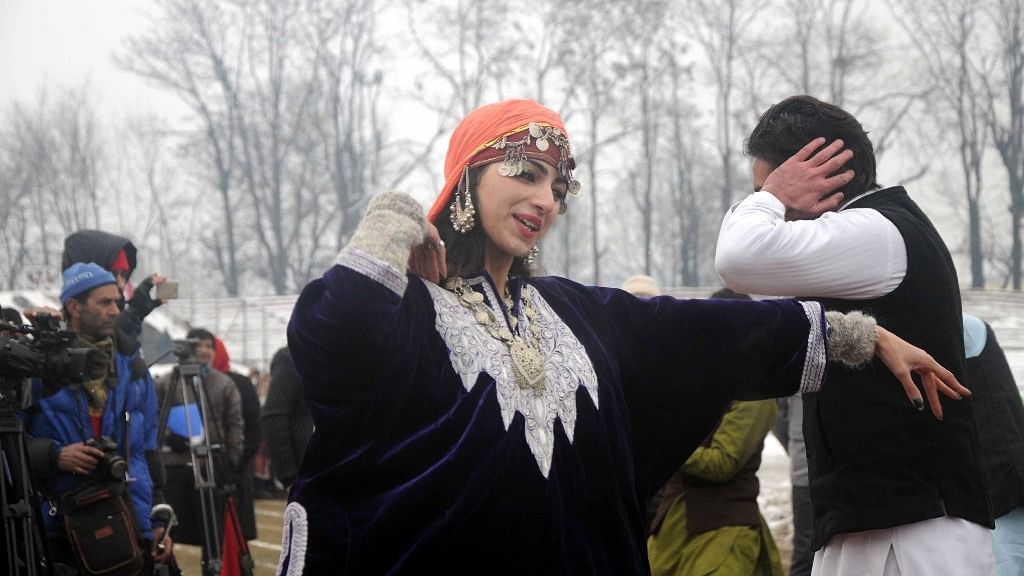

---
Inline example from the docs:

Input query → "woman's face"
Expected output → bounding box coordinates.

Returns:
[475,159,567,268]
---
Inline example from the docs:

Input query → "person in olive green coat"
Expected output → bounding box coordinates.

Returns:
[647,397,784,576]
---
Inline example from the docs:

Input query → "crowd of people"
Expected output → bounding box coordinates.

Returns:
[4,93,1024,576]
[3,230,311,576]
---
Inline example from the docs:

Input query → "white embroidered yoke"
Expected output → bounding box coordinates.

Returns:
[425,278,599,478]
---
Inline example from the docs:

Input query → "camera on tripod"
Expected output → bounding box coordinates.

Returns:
[84,436,128,482]
[0,306,96,386]
[172,338,200,365]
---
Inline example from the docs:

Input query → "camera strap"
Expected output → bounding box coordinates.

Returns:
[71,386,91,443]
[70,377,132,474]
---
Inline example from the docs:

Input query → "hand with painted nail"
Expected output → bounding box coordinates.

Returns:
[874,326,970,420]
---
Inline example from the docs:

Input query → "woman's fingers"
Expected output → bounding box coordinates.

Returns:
[907,360,970,421]
[927,362,971,398]
[922,371,944,420]
[408,225,446,284]
[436,240,447,279]
[892,364,926,413]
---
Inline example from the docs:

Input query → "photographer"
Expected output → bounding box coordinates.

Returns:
[154,328,242,563]
[21,263,172,573]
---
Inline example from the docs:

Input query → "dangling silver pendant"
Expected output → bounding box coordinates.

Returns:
[510,340,545,392]
[524,246,539,269]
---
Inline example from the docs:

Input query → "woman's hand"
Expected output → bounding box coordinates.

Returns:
[874,326,971,420]
[407,222,447,284]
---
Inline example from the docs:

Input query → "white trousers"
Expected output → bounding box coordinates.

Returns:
[811,516,995,576]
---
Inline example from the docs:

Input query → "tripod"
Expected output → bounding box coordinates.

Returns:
[0,393,54,576]
[175,361,224,576]
[159,356,252,576]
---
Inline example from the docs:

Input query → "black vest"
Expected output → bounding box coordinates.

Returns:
[806,187,991,550]
[969,323,1024,518]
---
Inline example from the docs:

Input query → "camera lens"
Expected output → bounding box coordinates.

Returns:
[108,457,128,481]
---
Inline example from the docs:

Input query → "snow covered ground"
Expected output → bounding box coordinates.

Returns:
[758,437,795,567]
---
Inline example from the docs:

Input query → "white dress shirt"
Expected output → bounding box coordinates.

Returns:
[715,189,907,300]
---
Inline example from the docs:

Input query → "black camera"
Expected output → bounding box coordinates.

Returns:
[0,307,96,385]
[85,436,128,482]
[172,338,200,364]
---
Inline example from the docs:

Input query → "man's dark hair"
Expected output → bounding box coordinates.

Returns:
[186,327,216,344]
[62,288,99,322]
[746,95,878,200]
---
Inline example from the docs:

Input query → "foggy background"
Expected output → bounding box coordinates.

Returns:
[1,0,1019,298]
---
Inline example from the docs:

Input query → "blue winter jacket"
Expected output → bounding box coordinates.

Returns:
[24,348,159,539]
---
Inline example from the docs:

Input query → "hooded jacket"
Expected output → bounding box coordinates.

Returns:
[62,230,137,279]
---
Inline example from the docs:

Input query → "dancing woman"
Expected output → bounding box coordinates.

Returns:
[276,99,965,575]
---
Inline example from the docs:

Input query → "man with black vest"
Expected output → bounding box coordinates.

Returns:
[715,95,993,575]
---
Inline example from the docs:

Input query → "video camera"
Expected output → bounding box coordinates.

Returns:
[172,338,200,364]
[0,306,96,385]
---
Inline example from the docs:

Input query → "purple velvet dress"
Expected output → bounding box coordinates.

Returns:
[276,249,825,575]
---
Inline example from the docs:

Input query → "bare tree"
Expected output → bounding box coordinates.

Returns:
[624,1,672,276]
[404,0,516,119]
[120,0,399,295]
[120,0,247,294]
[891,0,989,287]
[573,6,632,284]
[980,0,1024,289]
[0,84,105,288]
[685,0,768,215]
[661,43,708,286]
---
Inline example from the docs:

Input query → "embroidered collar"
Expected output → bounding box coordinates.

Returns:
[426,277,600,477]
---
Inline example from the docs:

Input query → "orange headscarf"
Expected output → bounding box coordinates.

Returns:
[427,99,571,224]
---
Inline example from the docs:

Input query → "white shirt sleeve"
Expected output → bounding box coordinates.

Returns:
[715,191,907,300]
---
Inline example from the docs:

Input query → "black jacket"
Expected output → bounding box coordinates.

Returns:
[226,369,261,540]
[261,347,313,485]
[968,320,1024,519]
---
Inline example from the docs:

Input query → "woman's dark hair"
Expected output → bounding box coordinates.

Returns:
[746,95,879,200]
[435,166,538,280]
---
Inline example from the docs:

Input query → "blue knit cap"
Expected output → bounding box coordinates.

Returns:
[60,262,116,305]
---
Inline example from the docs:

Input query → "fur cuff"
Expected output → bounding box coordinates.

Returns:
[825,310,878,367]
[344,191,425,272]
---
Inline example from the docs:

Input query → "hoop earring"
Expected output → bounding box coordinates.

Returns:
[524,246,540,269]
[450,165,476,234]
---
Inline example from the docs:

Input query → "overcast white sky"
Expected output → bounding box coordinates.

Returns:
[0,0,184,120]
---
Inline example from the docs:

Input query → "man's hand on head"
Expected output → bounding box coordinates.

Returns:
[762,137,855,220]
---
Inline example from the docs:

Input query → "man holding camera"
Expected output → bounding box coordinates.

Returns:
[22,262,173,573]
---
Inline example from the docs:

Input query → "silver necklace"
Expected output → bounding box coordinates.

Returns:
[445,277,545,392]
